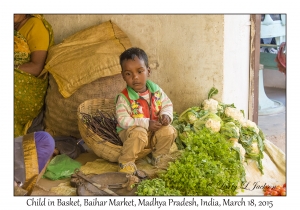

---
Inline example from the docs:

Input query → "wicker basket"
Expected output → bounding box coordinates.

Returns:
[77,98,151,163]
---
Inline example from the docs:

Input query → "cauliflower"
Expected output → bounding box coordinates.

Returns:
[205,118,221,132]
[194,112,222,132]
[234,142,246,161]
[178,107,200,124]
[220,122,240,139]
[242,119,259,134]
[187,112,198,124]
[250,142,259,154]
[224,107,245,123]
[233,125,240,137]
[229,138,246,162]
[202,98,219,113]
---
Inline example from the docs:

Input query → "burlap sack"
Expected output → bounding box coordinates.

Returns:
[43,20,131,138]
[44,20,131,98]
[44,73,125,138]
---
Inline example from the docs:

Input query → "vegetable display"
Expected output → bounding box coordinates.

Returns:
[173,87,265,174]
[136,127,246,196]
[137,87,267,196]
[160,129,246,196]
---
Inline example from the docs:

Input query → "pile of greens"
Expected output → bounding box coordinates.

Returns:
[136,178,182,196]
[136,87,265,196]
[173,87,265,174]
[161,128,246,196]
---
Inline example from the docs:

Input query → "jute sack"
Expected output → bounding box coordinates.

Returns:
[43,20,131,138]
[44,73,126,138]
[44,20,131,98]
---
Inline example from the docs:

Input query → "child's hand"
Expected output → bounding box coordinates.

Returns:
[149,120,162,132]
[160,114,171,126]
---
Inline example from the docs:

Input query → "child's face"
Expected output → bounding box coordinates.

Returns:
[121,56,150,93]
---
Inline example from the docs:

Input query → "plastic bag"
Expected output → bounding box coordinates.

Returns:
[43,154,81,180]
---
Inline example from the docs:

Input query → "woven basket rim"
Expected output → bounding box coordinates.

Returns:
[77,98,115,115]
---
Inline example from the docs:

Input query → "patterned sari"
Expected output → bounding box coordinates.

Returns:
[14,15,54,137]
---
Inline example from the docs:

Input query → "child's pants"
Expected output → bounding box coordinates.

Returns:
[118,125,177,164]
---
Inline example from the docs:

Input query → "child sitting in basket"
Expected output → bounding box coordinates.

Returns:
[115,47,177,174]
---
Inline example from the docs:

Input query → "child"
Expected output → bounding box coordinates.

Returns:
[115,47,177,174]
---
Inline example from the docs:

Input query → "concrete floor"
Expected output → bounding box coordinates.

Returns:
[258,87,286,153]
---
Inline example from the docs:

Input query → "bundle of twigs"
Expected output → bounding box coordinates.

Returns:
[80,110,123,146]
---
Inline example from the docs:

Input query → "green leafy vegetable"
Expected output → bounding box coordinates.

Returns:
[172,87,265,174]
[193,112,222,133]
[208,87,218,99]
[161,128,246,196]
[220,122,240,139]
[137,87,266,196]
[136,178,181,196]
[178,107,201,124]
[239,126,265,174]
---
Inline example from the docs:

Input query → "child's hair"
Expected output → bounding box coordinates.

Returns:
[119,47,149,70]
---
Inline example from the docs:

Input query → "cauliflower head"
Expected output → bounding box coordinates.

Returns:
[250,142,260,154]
[205,118,221,132]
[220,122,240,139]
[225,107,245,123]
[233,141,246,161]
[242,119,259,134]
[202,98,219,113]
[187,112,198,124]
